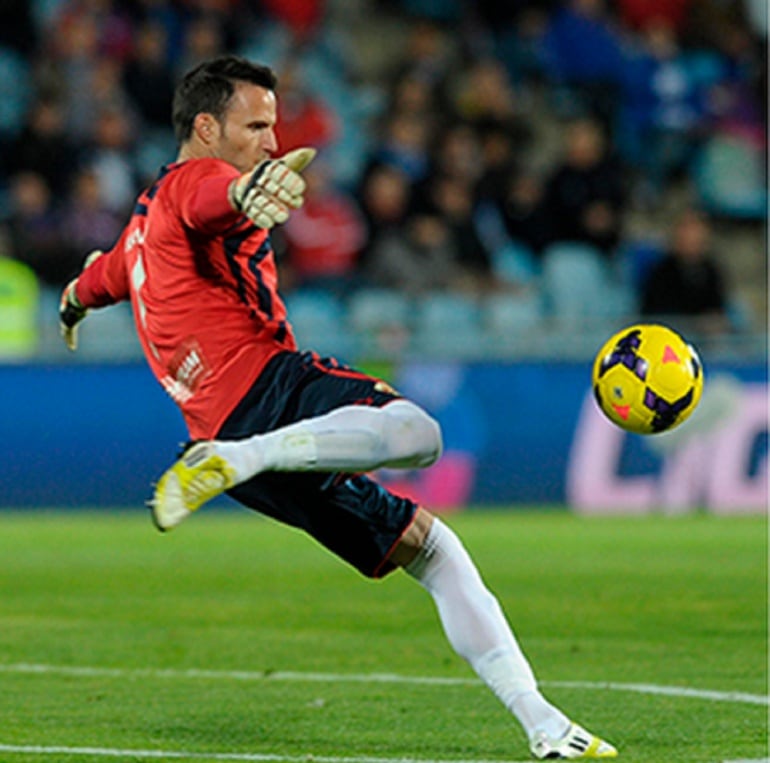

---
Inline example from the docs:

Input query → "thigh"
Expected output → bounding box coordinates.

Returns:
[218,350,401,439]
[227,471,417,579]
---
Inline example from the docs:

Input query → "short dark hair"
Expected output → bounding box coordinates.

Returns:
[172,55,278,143]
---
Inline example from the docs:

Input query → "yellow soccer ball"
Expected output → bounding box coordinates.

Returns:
[592,324,704,434]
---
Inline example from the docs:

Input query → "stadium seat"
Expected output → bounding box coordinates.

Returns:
[473,202,540,286]
[492,240,540,286]
[411,292,482,356]
[0,46,31,137]
[284,289,350,357]
[345,289,413,358]
[482,291,543,335]
[618,238,665,293]
[347,288,412,333]
[541,242,631,323]
[694,131,768,220]
[79,303,142,359]
[135,129,177,182]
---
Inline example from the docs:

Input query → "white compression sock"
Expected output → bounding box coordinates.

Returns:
[405,518,570,741]
[213,400,442,483]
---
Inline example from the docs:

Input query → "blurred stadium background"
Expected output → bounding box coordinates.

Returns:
[0,0,766,515]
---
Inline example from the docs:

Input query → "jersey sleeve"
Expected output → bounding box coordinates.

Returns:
[74,233,131,308]
[175,158,243,234]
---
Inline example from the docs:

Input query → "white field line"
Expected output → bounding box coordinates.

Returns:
[546,680,769,707]
[0,745,766,763]
[0,662,767,706]
[0,746,529,763]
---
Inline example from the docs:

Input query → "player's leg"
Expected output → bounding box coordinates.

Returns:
[151,352,442,531]
[395,509,617,760]
[215,398,442,477]
[151,400,441,531]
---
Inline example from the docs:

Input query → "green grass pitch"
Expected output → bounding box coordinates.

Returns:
[0,509,766,763]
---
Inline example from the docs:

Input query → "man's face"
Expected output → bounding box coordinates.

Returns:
[212,82,279,173]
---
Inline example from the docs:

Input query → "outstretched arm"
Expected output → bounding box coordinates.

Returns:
[59,250,105,351]
[228,147,316,229]
[59,236,131,351]
[181,148,316,234]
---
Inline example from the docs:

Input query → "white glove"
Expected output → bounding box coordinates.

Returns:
[229,147,317,229]
[59,249,103,351]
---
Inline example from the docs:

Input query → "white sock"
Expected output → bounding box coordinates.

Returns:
[213,400,442,483]
[405,519,570,741]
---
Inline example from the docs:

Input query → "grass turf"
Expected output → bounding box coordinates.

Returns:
[0,509,766,763]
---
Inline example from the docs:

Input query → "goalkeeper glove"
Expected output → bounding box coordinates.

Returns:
[59,249,103,351]
[229,147,316,229]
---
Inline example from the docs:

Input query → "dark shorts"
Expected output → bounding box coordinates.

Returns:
[217,350,418,578]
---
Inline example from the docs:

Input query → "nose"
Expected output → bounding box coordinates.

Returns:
[263,128,279,154]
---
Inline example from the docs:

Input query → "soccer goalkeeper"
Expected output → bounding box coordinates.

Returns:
[60,55,616,760]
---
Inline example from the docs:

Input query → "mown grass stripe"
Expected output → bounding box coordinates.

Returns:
[0,662,765,706]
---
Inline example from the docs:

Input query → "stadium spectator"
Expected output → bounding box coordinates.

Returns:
[277,160,367,294]
[60,167,125,259]
[475,117,531,205]
[390,18,456,88]
[174,14,228,79]
[706,16,765,138]
[126,0,187,63]
[489,3,555,86]
[3,171,76,287]
[259,0,327,43]
[452,57,520,127]
[384,70,448,145]
[370,112,432,184]
[427,121,485,186]
[617,19,714,207]
[413,172,497,292]
[641,208,730,334]
[356,163,413,270]
[499,169,552,256]
[541,0,624,124]
[58,54,617,761]
[45,12,105,140]
[123,21,177,130]
[616,0,692,34]
[5,98,80,197]
[50,0,134,63]
[275,57,340,153]
[363,211,460,293]
[541,116,625,258]
[85,107,140,214]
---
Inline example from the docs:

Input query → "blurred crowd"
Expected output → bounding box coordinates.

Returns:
[0,0,766,353]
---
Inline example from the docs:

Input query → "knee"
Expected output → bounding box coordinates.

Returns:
[383,400,443,467]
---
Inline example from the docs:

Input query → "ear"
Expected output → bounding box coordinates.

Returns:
[193,113,219,145]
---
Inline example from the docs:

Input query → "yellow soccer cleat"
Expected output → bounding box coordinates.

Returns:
[530,722,618,759]
[150,442,237,532]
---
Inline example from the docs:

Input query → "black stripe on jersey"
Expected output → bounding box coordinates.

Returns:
[147,165,173,199]
[247,237,274,319]
[274,322,288,343]
[247,236,294,341]
[223,230,286,335]
[223,228,256,317]
[134,165,180,216]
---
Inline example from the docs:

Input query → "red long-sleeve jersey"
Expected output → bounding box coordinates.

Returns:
[75,158,297,439]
